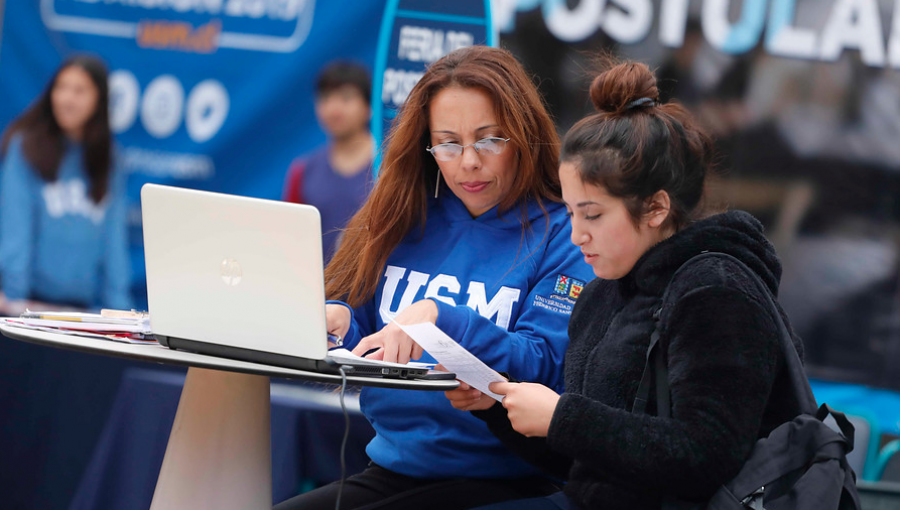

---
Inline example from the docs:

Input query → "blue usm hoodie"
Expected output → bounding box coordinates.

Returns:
[338,191,594,479]
[0,135,132,309]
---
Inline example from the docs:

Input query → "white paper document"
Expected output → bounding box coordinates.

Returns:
[17,318,150,333]
[18,309,151,333]
[0,319,157,344]
[396,322,507,401]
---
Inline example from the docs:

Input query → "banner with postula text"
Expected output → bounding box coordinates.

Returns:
[0,0,384,307]
[371,0,495,174]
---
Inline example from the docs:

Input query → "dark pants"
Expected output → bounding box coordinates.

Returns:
[471,491,577,510]
[273,464,561,510]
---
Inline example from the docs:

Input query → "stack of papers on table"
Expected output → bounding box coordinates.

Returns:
[0,309,156,344]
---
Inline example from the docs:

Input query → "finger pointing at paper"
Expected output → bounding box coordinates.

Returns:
[351,299,437,364]
[490,381,561,438]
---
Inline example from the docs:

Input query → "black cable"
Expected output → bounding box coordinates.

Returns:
[336,366,350,510]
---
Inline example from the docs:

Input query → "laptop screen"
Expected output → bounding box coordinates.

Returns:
[141,184,329,361]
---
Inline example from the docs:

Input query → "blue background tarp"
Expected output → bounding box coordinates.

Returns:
[0,1,383,507]
[0,0,384,309]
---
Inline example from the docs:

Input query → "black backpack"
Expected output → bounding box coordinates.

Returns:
[633,252,862,510]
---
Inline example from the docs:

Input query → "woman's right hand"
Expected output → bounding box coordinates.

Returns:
[325,303,352,348]
[444,381,497,412]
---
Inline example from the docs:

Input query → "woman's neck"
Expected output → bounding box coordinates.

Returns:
[63,128,84,142]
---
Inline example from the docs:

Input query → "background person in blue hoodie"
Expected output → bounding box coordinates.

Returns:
[274,46,593,510]
[0,55,131,314]
[447,60,806,510]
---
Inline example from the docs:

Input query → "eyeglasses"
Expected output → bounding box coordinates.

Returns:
[426,137,511,162]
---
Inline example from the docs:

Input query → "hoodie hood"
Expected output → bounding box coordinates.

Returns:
[626,210,781,297]
[433,190,563,230]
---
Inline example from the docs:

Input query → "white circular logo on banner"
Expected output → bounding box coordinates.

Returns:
[141,75,184,139]
[186,79,230,143]
[108,70,140,134]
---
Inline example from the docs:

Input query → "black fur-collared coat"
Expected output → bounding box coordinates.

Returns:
[475,211,805,509]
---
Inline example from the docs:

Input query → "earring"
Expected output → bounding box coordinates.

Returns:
[434,168,441,198]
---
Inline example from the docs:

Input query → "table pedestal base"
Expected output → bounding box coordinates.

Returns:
[150,367,272,510]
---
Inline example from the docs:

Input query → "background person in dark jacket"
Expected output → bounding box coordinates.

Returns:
[445,59,805,510]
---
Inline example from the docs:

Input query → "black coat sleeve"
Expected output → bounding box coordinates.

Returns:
[472,403,573,480]
[545,285,782,501]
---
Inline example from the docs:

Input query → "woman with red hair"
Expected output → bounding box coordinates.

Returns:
[275,46,592,510]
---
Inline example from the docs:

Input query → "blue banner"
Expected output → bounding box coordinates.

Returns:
[0,0,385,307]
[371,0,495,173]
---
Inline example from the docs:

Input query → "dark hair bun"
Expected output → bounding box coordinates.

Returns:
[589,61,659,115]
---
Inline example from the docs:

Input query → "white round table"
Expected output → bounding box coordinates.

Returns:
[0,322,458,510]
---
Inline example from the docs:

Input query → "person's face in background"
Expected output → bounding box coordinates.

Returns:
[51,65,99,141]
[560,161,669,279]
[315,84,371,141]
[428,86,518,218]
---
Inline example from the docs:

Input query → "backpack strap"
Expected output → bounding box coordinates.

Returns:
[632,252,818,418]
[632,307,669,417]
[817,403,855,451]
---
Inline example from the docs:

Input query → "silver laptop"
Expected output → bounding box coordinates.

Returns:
[141,184,446,380]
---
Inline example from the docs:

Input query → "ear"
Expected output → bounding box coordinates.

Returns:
[644,190,671,228]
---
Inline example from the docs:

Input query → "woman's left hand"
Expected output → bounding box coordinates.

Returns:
[351,299,438,364]
[444,381,497,412]
[490,381,561,437]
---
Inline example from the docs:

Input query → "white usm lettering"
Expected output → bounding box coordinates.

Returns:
[42,180,106,224]
[378,265,522,329]
[424,274,461,306]
[379,266,429,322]
[464,281,520,330]
[379,265,407,317]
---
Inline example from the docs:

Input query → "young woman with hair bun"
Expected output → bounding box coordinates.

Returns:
[447,59,805,510]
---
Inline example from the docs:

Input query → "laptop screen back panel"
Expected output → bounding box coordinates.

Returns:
[141,184,328,362]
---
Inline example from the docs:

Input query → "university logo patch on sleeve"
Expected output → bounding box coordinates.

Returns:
[554,274,585,299]
[554,274,570,294]
[568,280,584,299]
[533,274,585,314]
